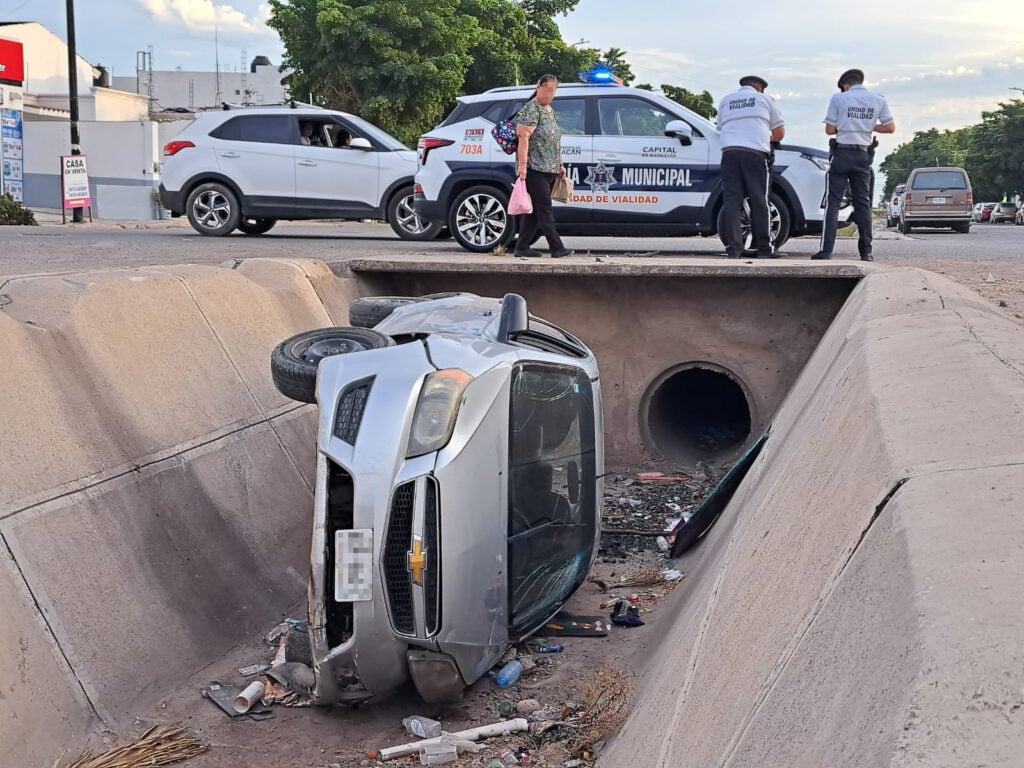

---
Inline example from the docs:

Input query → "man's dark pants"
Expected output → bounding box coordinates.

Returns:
[720,148,772,258]
[820,147,873,256]
[516,169,564,252]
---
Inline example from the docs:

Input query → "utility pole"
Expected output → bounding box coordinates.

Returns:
[65,0,83,222]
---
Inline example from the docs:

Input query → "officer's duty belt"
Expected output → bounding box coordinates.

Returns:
[835,143,869,152]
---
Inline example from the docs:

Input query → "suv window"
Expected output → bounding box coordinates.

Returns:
[598,96,676,137]
[507,363,597,637]
[211,115,296,144]
[552,98,586,136]
[911,171,967,190]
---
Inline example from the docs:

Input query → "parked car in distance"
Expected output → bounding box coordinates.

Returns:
[899,166,972,234]
[270,293,602,704]
[972,202,997,222]
[886,183,906,227]
[990,202,1018,224]
[160,104,442,240]
[1016,205,1024,225]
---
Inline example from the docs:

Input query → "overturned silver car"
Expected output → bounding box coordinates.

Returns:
[270,293,603,703]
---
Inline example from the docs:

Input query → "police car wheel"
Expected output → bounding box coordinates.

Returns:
[388,187,444,241]
[449,185,515,253]
[237,218,277,236]
[270,327,395,403]
[716,192,791,251]
[186,182,241,237]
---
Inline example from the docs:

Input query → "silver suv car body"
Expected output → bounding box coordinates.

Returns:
[159,105,440,240]
[414,81,843,252]
[271,294,603,703]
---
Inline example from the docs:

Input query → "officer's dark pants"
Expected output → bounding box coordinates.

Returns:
[720,148,772,258]
[821,147,873,256]
[516,169,564,253]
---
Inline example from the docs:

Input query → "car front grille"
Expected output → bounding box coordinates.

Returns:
[383,481,416,636]
[424,478,441,637]
[333,377,374,444]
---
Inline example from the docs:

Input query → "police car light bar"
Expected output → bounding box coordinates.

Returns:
[579,66,624,85]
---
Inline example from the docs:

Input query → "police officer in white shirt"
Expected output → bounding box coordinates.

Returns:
[814,68,896,261]
[717,75,785,258]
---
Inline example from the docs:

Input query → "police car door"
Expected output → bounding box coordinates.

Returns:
[550,96,592,224]
[590,95,709,222]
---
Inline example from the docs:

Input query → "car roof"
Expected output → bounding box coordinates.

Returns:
[456,82,645,104]
[192,104,356,121]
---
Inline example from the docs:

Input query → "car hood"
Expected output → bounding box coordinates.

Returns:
[777,143,829,159]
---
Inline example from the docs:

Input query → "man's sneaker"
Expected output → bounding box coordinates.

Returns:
[551,247,574,258]
[811,251,832,260]
[860,253,874,262]
[514,247,543,258]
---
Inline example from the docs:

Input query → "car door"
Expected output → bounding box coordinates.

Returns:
[210,115,296,208]
[590,95,710,222]
[294,118,381,217]
[550,96,592,223]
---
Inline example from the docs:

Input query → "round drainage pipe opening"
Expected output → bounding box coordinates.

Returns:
[643,364,753,463]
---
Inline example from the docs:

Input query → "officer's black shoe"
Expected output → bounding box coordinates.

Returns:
[551,247,574,258]
[811,251,832,260]
[860,253,874,262]
[514,247,543,258]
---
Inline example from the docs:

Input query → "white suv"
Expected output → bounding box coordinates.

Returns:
[414,80,839,253]
[886,183,906,228]
[160,105,441,239]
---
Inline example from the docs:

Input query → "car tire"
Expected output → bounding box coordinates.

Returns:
[898,218,912,235]
[388,186,444,241]
[716,191,792,251]
[186,182,241,236]
[449,185,515,253]
[954,223,970,234]
[348,296,428,328]
[270,327,395,404]
[237,218,277,236]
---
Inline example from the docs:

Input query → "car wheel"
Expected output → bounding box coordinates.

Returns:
[185,182,241,236]
[954,223,970,234]
[449,185,515,253]
[716,191,792,251]
[237,218,277,236]
[898,217,912,235]
[271,327,395,404]
[388,187,443,241]
[348,296,428,328]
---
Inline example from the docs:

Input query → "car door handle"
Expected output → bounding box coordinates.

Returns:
[298,160,318,166]
[596,155,620,162]
[218,151,241,158]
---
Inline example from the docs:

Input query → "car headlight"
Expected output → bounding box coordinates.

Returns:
[406,369,473,457]
[802,153,829,172]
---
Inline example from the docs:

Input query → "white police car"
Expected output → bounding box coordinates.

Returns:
[414,69,838,253]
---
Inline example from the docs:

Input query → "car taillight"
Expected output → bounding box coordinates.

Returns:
[163,140,195,157]
[905,192,912,202]
[414,184,424,195]
[892,197,898,205]
[967,192,973,205]
[417,137,454,163]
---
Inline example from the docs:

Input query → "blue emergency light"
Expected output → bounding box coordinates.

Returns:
[579,65,622,85]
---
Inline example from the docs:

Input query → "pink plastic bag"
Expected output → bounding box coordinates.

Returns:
[509,178,533,216]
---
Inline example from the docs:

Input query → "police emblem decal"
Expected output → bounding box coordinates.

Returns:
[585,161,617,193]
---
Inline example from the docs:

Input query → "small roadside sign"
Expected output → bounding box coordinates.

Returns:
[61,154,93,222]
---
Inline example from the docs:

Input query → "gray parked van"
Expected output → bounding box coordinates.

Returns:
[899,167,972,234]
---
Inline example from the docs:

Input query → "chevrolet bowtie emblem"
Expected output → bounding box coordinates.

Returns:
[408,537,427,586]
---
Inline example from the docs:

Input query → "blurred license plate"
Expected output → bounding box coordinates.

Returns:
[932,197,946,204]
[335,529,373,602]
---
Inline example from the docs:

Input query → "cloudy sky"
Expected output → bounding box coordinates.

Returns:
[6,0,1023,182]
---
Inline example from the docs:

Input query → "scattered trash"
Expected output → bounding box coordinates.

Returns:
[516,699,542,714]
[655,536,670,552]
[404,715,443,739]
[637,471,688,483]
[419,740,458,765]
[662,569,684,582]
[495,659,524,687]
[609,600,644,628]
[237,664,270,677]
[544,611,608,637]
[531,643,564,653]
[205,682,273,719]
[265,661,315,695]
[563,667,633,758]
[55,724,207,768]
[369,718,530,761]
[591,566,666,591]
[489,761,506,768]
[498,701,517,718]
[233,681,266,714]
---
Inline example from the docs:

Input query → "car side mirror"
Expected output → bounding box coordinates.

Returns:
[350,137,373,150]
[664,120,693,146]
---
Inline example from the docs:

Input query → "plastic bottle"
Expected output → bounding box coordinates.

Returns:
[532,644,564,653]
[403,715,442,739]
[494,659,524,687]
[655,535,670,552]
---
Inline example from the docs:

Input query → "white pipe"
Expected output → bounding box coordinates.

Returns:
[369,718,531,761]
[232,681,265,714]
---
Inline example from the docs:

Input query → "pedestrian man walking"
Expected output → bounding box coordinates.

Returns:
[814,69,896,261]
[717,75,785,258]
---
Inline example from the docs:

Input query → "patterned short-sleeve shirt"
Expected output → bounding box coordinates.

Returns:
[517,99,562,174]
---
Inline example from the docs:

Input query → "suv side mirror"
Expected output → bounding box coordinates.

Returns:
[350,137,373,150]
[664,120,693,146]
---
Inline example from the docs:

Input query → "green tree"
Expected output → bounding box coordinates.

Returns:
[268,0,480,145]
[598,47,635,85]
[878,127,974,199]
[965,100,1024,200]
[637,83,717,120]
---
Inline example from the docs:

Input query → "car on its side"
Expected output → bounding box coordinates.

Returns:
[159,104,442,240]
[886,183,906,227]
[270,293,602,703]
[414,75,846,254]
[990,201,1018,224]
[899,166,973,234]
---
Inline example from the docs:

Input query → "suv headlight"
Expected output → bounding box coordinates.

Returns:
[406,369,473,457]
[802,153,830,172]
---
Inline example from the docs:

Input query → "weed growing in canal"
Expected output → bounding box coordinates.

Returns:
[0,193,37,226]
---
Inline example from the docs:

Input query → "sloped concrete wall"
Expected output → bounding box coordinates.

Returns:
[0,259,359,767]
[602,268,1024,767]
